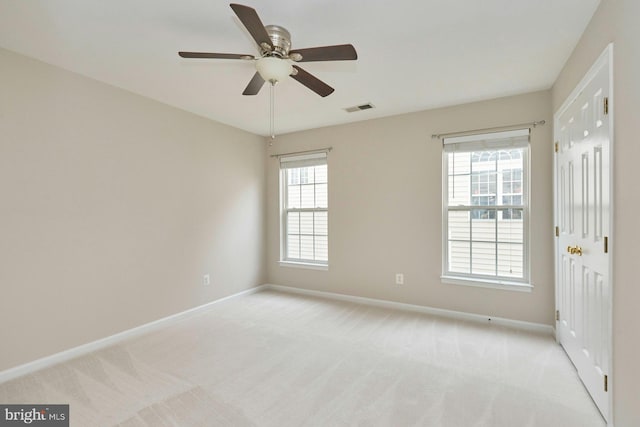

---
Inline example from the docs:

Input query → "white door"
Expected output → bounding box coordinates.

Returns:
[555,45,612,423]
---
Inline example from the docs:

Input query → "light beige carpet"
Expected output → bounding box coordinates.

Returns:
[0,289,605,426]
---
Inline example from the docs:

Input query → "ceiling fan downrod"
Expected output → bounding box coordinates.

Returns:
[270,82,276,142]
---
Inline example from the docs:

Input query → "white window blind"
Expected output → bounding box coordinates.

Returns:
[443,129,530,152]
[280,152,328,169]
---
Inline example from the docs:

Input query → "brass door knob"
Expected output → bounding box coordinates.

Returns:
[567,245,583,256]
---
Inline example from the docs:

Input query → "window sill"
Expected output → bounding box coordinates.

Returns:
[279,261,329,271]
[441,275,533,292]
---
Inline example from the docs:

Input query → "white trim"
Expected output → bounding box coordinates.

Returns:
[441,275,533,292]
[607,43,615,427]
[0,285,267,384]
[263,284,553,335]
[278,261,328,271]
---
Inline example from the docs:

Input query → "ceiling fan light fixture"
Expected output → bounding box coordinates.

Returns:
[255,56,293,84]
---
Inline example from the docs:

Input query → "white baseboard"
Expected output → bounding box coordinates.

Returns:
[0,285,268,384]
[1,282,554,384]
[263,284,555,335]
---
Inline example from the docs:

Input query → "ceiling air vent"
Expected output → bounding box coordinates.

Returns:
[344,103,375,113]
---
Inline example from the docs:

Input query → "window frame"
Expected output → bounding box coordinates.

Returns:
[441,129,532,292]
[279,152,329,270]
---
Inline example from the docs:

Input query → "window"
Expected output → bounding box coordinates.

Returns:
[280,152,328,267]
[442,129,530,288]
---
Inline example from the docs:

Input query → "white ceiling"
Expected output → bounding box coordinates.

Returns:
[0,0,600,136]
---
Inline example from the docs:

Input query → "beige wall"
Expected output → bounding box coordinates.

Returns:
[552,0,640,425]
[267,91,554,325]
[0,48,266,372]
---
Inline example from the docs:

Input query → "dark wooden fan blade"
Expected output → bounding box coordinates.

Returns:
[290,65,334,97]
[289,44,357,62]
[179,52,254,60]
[242,72,265,95]
[230,4,273,50]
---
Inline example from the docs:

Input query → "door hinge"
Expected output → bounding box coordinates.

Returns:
[604,236,609,253]
[554,142,559,153]
[555,226,559,237]
[604,97,609,115]
[556,310,560,321]
[604,374,608,392]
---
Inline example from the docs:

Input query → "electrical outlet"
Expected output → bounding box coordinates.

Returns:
[395,273,404,285]
[203,274,210,286]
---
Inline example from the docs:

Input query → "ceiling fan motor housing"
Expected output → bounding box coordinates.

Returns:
[263,25,291,57]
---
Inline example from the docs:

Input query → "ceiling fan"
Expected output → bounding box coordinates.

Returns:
[178,3,357,97]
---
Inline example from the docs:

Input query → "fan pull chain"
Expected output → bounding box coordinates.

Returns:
[269,82,276,144]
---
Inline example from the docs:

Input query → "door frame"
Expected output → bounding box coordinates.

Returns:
[553,43,614,425]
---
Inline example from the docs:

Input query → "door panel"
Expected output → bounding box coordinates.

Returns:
[555,45,612,423]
